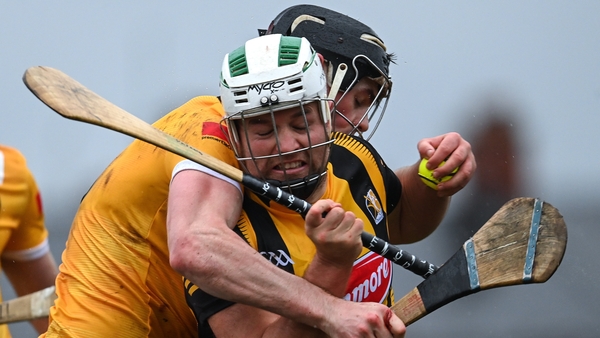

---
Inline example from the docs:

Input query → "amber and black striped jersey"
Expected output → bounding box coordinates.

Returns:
[185,132,402,336]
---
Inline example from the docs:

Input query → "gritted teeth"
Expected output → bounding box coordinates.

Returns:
[275,161,304,170]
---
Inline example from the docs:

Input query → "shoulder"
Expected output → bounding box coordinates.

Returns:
[153,96,229,143]
[1,145,29,184]
[0,144,26,165]
[330,132,387,168]
[329,133,401,204]
[154,96,225,125]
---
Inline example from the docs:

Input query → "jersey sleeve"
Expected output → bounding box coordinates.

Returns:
[171,159,242,195]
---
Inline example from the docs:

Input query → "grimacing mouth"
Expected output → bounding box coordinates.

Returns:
[274,160,305,171]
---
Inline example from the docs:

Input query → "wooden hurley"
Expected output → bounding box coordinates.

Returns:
[0,286,56,324]
[392,197,567,325]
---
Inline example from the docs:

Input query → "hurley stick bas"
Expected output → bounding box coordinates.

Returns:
[0,286,56,324]
[393,197,567,326]
[23,66,437,279]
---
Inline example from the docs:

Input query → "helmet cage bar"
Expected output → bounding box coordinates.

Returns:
[224,98,333,193]
[242,102,315,187]
[331,54,393,141]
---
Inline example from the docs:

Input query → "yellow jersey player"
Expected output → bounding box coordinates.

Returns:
[0,145,58,337]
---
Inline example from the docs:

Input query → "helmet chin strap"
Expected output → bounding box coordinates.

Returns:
[267,171,327,201]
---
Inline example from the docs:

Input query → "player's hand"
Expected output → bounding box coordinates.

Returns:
[417,132,476,197]
[304,199,363,267]
[320,298,406,338]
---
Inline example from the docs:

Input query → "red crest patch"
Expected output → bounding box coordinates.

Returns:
[202,122,228,142]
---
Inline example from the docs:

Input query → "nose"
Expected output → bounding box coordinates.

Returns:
[355,114,369,133]
[276,126,303,153]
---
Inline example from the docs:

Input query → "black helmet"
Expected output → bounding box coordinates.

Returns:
[259,4,392,91]
[259,5,393,140]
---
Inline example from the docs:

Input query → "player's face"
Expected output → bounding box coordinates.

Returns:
[332,77,381,135]
[237,101,330,183]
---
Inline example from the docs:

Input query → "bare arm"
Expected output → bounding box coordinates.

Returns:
[388,162,450,244]
[167,170,340,331]
[388,132,476,244]
[2,250,58,334]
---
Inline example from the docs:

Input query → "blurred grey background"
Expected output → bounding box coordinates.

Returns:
[1,1,599,337]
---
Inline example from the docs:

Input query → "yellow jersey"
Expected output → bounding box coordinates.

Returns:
[44,97,238,338]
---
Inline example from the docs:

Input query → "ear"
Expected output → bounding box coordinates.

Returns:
[318,53,336,93]
[318,53,326,64]
[318,53,329,74]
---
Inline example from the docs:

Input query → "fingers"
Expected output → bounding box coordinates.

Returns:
[437,150,476,196]
[361,305,406,338]
[321,300,405,338]
[417,132,477,197]
[306,200,358,236]
[305,200,363,264]
[304,199,342,229]
[385,310,407,338]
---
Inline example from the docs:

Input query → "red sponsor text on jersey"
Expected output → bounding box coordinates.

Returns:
[344,251,392,303]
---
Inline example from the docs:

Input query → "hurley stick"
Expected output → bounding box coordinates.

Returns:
[20,67,567,327]
[393,197,567,325]
[0,286,56,324]
[23,66,437,279]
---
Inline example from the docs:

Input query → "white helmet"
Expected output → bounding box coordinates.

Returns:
[220,34,333,200]
[220,34,329,122]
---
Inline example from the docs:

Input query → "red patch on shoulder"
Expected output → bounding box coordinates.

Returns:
[36,191,44,215]
[202,122,228,142]
[344,251,393,303]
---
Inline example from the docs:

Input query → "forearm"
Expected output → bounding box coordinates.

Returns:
[168,171,345,332]
[393,163,450,243]
[303,254,352,298]
[261,253,354,337]
[172,226,335,330]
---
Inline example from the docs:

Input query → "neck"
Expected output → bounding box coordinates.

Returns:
[305,173,328,204]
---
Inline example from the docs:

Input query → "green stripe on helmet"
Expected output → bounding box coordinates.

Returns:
[278,36,301,66]
[228,45,249,77]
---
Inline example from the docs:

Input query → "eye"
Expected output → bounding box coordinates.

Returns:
[355,92,375,108]
[256,128,274,137]
[292,124,308,132]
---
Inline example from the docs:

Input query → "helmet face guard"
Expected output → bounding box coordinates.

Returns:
[261,4,394,140]
[228,100,333,200]
[329,55,392,141]
[220,34,333,200]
